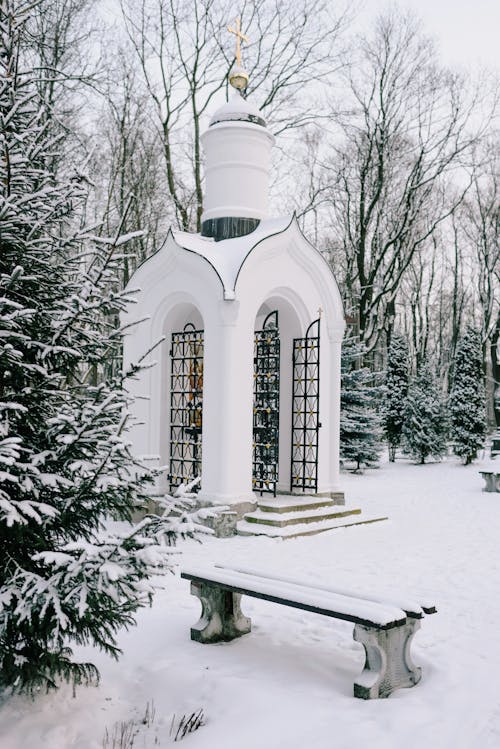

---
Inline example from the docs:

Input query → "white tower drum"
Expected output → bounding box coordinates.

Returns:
[201,94,275,241]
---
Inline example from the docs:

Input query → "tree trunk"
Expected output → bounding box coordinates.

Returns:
[491,310,500,429]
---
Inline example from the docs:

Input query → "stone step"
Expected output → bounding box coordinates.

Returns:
[236,514,388,539]
[244,506,362,528]
[257,496,341,514]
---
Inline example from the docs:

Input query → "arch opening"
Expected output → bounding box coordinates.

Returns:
[253,296,304,495]
[160,302,205,494]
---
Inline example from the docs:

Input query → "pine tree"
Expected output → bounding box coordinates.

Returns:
[340,337,382,471]
[0,2,199,695]
[381,333,410,461]
[449,327,487,464]
[402,360,447,464]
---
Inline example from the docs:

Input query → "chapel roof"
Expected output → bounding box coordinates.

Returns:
[172,214,292,299]
[169,214,338,304]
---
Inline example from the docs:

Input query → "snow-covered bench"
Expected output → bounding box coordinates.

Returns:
[479,471,500,492]
[181,564,436,700]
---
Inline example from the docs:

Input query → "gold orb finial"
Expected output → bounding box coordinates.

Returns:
[229,64,249,92]
[228,18,249,91]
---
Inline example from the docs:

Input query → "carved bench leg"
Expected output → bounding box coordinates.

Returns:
[481,473,500,492]
[353,617,422,699]
[189,581,252,644]
[481,473,495,492]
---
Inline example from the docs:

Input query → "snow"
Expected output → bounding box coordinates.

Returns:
[209,92,266,126]
[1,454,500,748]
[236,513,386,538]
[181,566,407,627]
[212,564,431,617]
[243,504,361,522]
[79,231,146,247]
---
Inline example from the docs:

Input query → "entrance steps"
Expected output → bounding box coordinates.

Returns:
[237,495,387,539]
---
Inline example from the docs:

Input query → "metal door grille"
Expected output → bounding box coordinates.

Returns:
[169,323,203,492]
[252,311,280,496]
[291,318,320,492]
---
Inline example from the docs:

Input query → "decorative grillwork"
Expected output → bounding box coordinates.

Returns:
[169,323,204,492]
[252,310,280,496]
[291,318,320,492]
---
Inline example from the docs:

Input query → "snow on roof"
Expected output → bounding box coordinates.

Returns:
[181,565,408,627]
[209,92,266,128]
[173,215,293,299]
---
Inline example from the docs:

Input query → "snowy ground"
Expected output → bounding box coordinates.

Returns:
[1,455,500,749]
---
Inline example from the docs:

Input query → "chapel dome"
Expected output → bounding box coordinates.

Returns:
[209,92,266,128]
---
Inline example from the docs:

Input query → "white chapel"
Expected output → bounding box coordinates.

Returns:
[122,34,353,533]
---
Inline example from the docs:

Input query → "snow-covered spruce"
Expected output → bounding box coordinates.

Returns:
[0,5,204,696]
[401,360,447,464]
[449,327,487,464]
[381,333,410,461]
[339,337,382,471]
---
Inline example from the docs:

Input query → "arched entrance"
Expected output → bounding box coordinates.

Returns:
[252,310,280,495]
[161,303,204,493]
[291,317,321,493]
[252,297,320,497]
[169,322,204,492]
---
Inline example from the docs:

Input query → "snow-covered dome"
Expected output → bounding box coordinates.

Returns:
[209,93,266,128]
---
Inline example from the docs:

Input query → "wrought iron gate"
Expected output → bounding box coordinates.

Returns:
[169,323,203,492]
[291,318,320,492]
[252,311,280,496]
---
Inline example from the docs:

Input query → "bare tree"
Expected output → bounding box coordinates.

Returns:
[460,140,500,425]
[396,218,470,386]
[22,0,98,174]
[119,0,349,231]
[326,10,491,356]
[88,51,166,285]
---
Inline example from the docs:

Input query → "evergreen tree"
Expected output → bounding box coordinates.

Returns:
[402,360,447,464]
[449,327,487,464]
[340,337,382,471]
[0,2,199,695]
[382,333,410,461]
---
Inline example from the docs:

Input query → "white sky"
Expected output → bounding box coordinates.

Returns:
[360,0,500,70]
[102,1,499,72]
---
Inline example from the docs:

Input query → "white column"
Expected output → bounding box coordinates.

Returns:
[316,325,344,494]
[198,301,255,504]
[122,327,155,459]
[277,325,294,492]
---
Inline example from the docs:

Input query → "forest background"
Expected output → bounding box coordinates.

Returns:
[23,0,500,427]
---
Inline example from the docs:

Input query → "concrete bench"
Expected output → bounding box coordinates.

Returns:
[181,564,436,700]
[480,471,500,492]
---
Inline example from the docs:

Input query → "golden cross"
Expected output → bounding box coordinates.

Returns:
[228,18,248,67]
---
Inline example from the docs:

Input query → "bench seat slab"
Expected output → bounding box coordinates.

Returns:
[190,581,252,643]
[353,617,422,699]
